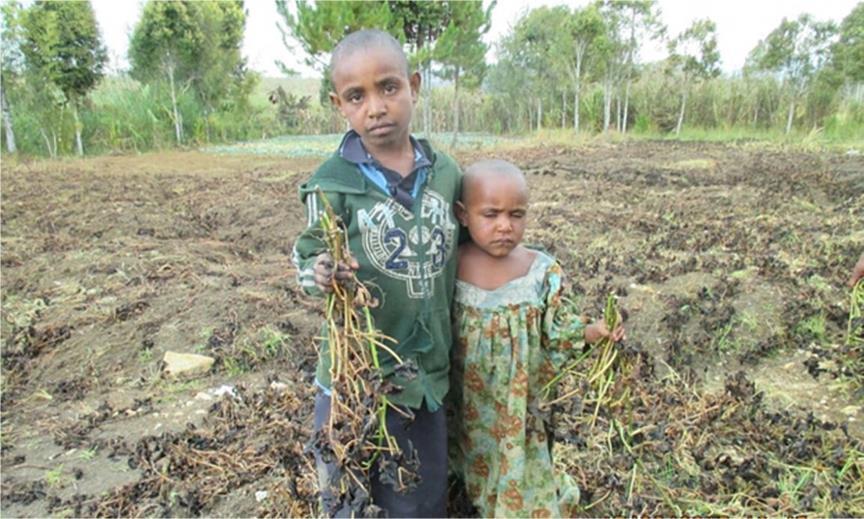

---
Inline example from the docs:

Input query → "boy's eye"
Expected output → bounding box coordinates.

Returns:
[384,83,397,94]
[348,93,362,103]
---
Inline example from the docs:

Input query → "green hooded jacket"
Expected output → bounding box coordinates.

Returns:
[292,138,461,411]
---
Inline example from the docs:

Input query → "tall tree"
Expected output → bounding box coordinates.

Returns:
[830,3,864,86]
[605,0,664,132]
[667,19,720,135]
[434,0,494,145]
[747,14,837,133]
[485,47,533,133]
[1,0,24,153]
[20,0,107,156]
[390,0,453,136]
[130,1,250,144]
[595,3,628,132]
[278,1,457,135]
[276,0,394,72]
[275,1,395,104]
[502,6,569,131]
[188,1,251,140]
[130,1,200,144]
[558,4,605,132]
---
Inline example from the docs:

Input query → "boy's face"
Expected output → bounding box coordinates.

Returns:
[330,46,420,152]
[456,172,528,259]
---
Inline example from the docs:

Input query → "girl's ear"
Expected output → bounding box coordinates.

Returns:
[455,200,468,226]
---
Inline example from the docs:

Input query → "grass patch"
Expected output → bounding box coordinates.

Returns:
[627,126,863,151]
[796,313,827,343]
[79,447,98,461]
[216,325,292,376]
[203,132,525,158]
[44,465,65,487]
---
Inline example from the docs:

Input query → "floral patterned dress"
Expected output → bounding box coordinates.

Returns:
[449,251,585,518]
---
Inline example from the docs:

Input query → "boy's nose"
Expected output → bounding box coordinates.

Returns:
[367,94,386,117]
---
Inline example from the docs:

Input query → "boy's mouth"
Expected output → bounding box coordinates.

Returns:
[367,123,396,135]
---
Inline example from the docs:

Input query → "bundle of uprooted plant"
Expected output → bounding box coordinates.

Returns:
[845,279,864,388]
[542,294,633,427]
[310,190,419,517]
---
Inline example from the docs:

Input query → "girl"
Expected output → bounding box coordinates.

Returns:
[449,159,625,518]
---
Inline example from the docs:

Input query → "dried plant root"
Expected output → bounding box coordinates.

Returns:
[312,190,419,517]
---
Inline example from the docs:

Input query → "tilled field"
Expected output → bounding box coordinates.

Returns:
[1,141,862,517]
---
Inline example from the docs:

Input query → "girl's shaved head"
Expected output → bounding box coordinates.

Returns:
[462,159,526,202]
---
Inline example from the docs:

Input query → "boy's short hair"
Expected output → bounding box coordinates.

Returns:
[330,29,409,81]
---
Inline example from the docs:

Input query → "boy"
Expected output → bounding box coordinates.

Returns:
[291,30,461,517]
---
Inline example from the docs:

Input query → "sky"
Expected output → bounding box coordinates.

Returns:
[92,0,859,77]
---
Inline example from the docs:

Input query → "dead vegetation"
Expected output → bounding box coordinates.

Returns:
[1,142,862,516]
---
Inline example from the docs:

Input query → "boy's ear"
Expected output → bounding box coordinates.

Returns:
[329,91,343,114]
[455,200,468,226]
[409,71,421,103]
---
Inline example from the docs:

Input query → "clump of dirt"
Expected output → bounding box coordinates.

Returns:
[1,143,862,516]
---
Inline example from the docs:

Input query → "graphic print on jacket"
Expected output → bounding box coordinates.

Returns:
[359,189,456,299]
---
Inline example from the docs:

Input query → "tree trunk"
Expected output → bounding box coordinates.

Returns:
[624,8,636,133]
[1,86,16,153]
[561,90,566,129]
[451,69,460,147]
[168,59,183,144]
[423,62,432,137]
[675,89,687,135]
[785,99,794,134]
[623,81,631,133]
[616,93,622,132]
[72,102,83,156]
[40,128,57,158]
[536,98,542,132]
[40,128,52,157]
[603,79,612,132]
[574,93,579,133]
[574,54,582,132]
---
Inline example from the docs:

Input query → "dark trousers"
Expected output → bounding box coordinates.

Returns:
[313,391,448,518]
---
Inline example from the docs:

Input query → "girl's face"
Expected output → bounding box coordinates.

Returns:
[456,173,528,259]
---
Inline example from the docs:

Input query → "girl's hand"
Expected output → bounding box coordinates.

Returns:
[584,318,626,345]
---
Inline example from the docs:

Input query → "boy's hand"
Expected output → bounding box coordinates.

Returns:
[850,253,864,288]
[584,319,626,345]
[313,252,359,293]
